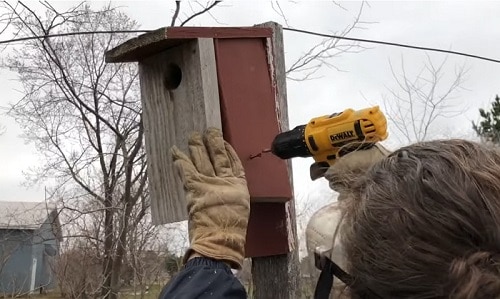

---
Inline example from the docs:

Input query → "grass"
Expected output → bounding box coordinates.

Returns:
[16,284,164,299]
[121,284,163,299]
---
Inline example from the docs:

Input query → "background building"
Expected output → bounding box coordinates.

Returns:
[0,201,61,296]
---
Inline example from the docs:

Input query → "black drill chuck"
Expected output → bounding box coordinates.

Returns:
[271,125,312,159]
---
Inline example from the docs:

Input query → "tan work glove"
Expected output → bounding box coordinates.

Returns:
[324,143,392,194]
[171,128,250,270]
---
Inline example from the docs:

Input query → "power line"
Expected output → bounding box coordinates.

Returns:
[0,27,499,65]
[0,30,152,45]
[283,27,500,64]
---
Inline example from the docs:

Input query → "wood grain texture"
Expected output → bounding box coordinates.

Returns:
[250,21,301,299]
[214,38,293,202]
[265,22,299,258]
[106,27,272,63]
[138,38,221,224]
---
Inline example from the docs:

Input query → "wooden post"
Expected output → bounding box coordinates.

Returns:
[105,23,299,298]
[250,22,300,299]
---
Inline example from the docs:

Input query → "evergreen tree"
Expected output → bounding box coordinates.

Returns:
[473,95,500,144]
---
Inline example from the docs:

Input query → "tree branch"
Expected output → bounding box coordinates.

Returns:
[180,1,221,26]
[171,1,181,26]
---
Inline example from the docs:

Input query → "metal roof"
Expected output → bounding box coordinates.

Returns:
[0,201,57,230]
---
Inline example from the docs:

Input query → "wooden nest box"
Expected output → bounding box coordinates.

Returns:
[105,22,295,257]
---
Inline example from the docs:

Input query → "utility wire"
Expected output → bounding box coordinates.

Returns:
[283,27,500,64]
[0,30,152,44]
[0,27,499,64]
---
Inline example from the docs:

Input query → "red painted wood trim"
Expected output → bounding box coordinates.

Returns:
[214,37,292,257]
[214,38,293,201]
[166,27,273,39]
[245,202,289,257]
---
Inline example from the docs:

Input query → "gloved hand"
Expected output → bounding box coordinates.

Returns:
[324,143,391,194]
[171,128,250,270]
[306,143,391,296]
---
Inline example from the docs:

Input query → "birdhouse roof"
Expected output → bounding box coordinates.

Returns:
[105,26,273,63]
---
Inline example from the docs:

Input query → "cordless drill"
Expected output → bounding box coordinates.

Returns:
[270,106,388,180]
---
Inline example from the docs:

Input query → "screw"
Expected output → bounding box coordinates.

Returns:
[249,149,272,160]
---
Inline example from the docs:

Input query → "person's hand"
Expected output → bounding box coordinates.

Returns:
[305,143,391,297]
[171,128,250,270]
[324,143,391,195]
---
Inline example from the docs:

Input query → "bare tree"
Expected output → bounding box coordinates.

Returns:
[45,189,163,299]
[124,207,164,298]
[2,3,149,299]
[53,239,102,299]
[170,0,222,27]
[380,54,468,143]
[285,1,373,81]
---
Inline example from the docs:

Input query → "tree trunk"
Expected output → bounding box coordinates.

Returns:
[101,197,115,299]
[109,201,134,299]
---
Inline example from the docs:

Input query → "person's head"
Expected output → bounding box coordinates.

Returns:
[341,139,500,299]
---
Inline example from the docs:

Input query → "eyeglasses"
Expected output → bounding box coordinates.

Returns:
[313,247,383,299]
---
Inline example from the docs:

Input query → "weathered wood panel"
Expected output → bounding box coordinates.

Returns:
[214,38,293,202]
[250,21,300,299]
[138,38,221,224]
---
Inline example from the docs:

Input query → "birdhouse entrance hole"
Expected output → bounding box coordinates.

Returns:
[164,63,182,90]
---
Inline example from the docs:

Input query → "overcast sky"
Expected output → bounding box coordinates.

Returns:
[1,0,499,221]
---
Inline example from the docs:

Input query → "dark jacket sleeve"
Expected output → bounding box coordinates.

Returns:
[158,257,248,299]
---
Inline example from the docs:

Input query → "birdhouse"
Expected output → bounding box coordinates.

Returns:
[105,22,295,257]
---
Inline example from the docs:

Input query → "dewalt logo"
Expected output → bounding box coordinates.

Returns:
[329,130,354,142]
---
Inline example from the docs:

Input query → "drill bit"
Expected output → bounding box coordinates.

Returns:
[249,148,272,159]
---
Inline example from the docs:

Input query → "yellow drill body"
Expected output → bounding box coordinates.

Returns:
[304,106,388,165]
[270,106,388,174]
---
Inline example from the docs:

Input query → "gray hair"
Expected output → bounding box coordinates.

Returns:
[341,139,500,298]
